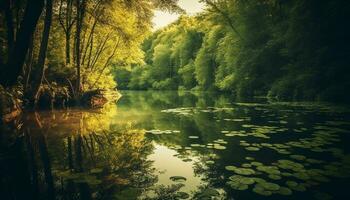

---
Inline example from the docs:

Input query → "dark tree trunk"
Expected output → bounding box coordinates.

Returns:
[4,0,14,59]
[59,0,74,66]
[24,33,34,92]
[66,32,71,64]
[0,0,45,87]
[31,0,53,106]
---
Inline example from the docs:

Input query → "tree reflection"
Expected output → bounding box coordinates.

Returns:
[0,105,156,200]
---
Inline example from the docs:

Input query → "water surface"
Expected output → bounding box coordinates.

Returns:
[1,91,350,200]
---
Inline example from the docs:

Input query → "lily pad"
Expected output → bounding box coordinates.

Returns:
[170,176,187,182]
[277,187,293,195]
[176,192,190,199]
[225,166,255,175]
[257,182,280,191]
[246,147,260,151]
[253,185,272,196]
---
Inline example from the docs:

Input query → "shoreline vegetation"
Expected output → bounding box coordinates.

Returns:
[0,0,184,122]
[1,0,350,122]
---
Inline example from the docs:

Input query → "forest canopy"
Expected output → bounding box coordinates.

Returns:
[0,0,183,108]
[116,0,350,102]
[0,0,350,113]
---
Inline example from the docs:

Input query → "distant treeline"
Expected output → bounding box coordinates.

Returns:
[115,0,350,102]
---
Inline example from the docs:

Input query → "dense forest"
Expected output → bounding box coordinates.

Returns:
[2,1,350,199]
[0,0,183,116]
[116,0,350,102]
[1,0,350,121]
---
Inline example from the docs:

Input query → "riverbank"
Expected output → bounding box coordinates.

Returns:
[0,86,121,123]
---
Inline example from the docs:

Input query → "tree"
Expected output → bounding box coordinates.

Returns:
[0,0,45,87]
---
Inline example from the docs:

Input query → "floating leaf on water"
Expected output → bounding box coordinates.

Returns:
[225,166,255,175]
[261,143,273,147]
[290,155,306,161]
[213,144,226,150]
[245,157,255,161]
[256,166,280,175]
[227,175,255,191]
[176,192,190,199]
[214,139,228,144]
[230,175,255,185]
[206,160,215,165]
[293,172,310,180]
[257,182,280,191]
[251,162,263,166]
[242,124,256,128]
[246,147,260,151]
[253,185,272,196]
[227,181,249,191]
[182,158,192,162]
[253,177,267,184]
[277,187,293,196]
[225,166,237,171]
[196,188,220,198]
[170,176,187,182]
[281,172,293,177]
[286,181,298,188]
[242,163,252,168]
[221,131,229,133]
[277,160,304,171]
[240,142,250,147]
[268,174,282,180]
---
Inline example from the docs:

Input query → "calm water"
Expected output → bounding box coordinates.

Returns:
[1,91,350,200]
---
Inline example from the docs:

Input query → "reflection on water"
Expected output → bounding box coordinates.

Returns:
[1,91,350,200]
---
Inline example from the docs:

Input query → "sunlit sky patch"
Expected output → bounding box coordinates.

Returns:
[152,0,205,30]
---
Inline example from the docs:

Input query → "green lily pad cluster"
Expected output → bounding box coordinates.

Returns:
[161,107,195,116]
[206,139,227,150]
[225,165,255,175]
[226,175,255,190]
[194,188,220,199]
[222,117,250,122]
[224,165,291,196]
[146,129,180,135]
[161,106,235,117]
[223,124,289,139]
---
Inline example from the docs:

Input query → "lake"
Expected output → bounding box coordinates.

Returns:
[1,90,350,200]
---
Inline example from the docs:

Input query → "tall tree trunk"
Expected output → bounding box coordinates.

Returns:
[0,0,45,87]
[59,0,75,66]
[4,0,14,59]
[31,0,53,106]
[74,0,87,97]
[66,32,71,65]
[24,33,35,92]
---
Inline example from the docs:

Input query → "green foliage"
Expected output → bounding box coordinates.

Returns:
[123,0,350,102]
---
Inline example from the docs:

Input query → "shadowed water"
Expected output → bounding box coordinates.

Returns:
[1,91,350,200]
